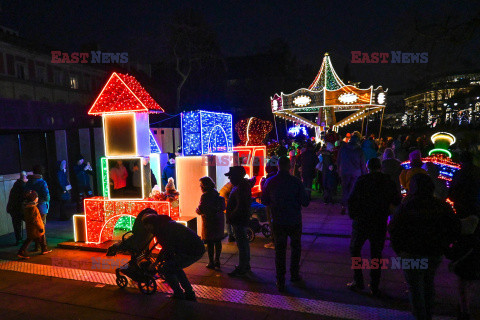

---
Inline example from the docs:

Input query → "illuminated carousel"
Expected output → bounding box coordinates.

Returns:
[270,53,387,138]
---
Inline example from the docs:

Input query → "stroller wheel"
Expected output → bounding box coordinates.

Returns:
[138,277,157,295]
[261,224,271,238]
[246,228,255,242]
[116,275,128,288]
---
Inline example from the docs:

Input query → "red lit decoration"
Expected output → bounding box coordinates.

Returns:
[235,117,273,146]
[233,146,266,195]
[88,72,164,115]
[84,197,172,244]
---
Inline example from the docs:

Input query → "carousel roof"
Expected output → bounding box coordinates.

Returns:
[309,53,346,91]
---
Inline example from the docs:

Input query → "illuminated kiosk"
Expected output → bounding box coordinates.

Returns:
[271,53,387,137]
[234,117,272,195]
[176,110,234,234]
[401,132,460,187]
[74,72,175,244]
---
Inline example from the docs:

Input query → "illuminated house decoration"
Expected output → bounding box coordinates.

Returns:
[235,117,273,146]
[401,132,460,187]
[76,72,173,244]
[271,53,387,132]
[288,125,308,138]
[233,145,266,194]
[181,110,233,156]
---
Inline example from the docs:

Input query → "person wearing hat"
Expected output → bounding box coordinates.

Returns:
[162,153,176,191]
[399,150,427,193]
[142,214,205,301]
[225,165,252,276]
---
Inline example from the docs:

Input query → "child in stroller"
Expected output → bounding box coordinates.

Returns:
[247,200,271,242]
[107,208,162,295]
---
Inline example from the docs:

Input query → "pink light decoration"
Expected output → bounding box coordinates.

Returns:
[84,197,172,244]
[88,72,164,115]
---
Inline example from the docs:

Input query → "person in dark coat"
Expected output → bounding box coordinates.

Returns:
[300,142,319,200]
[381,148,402,193]
[337,135,366,215]
[143,214,205,301]
[7,171,27,245]
[25,165,50,223]
[262,156,309,292]
[161,153,176,191]
[17,190,52,258]
[389,174,461,320]
[261,157,279,249]
[225,166,252,277]
[347,158,401,295]
[73,155,93,196]
[448,151,480,319]
[56,160,72,220]
[196,176,226,269]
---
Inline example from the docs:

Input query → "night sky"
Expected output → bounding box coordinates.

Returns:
[2,0,479,91]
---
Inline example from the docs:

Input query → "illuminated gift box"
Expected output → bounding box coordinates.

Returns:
[181,110,233,156]
[84,197,171,244]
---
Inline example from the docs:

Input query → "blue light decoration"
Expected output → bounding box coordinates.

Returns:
[288,125,308,137]
[149,131,161,154]
[181,110,233,156]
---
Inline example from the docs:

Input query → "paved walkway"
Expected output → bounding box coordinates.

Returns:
[0,193,477,319]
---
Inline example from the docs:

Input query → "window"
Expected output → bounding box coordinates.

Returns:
[36,67,46,83]
[69,75,79,89]
[15,63,26,80]
[54,70,63,85]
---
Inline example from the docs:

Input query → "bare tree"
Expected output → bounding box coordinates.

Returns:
[167,9,223,111]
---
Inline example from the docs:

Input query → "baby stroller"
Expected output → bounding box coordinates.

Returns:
[106,208,163,295]
[246,201,271,242]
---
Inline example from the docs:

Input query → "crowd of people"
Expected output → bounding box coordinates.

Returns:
[5,132,480,319]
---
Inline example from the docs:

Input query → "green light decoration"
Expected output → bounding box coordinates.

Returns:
[101,157,109,197]
[115,216,135,231]
[428,148,452,158]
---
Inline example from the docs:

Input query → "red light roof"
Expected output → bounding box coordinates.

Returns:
[88,72,164,115]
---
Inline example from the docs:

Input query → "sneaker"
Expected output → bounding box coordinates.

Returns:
[347,281,365,292]
[228,267,249,277]
[206,262,215,269]
[41,249,52,255]
[276,279,286,292]
[17,252,29,259]
[214,260,221,269]
[264,242,275,249]
[184,291,197,302]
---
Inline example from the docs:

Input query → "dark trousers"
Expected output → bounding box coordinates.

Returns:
[403,255,442,320]
[163,253,202,295]
[341,175,359,208]
[10,213,23,242]
[323,186,336,203]
[303,176,313,200]
[232,225,250,270]
[205,240,222,263]
[349,224,386,289]
[273,223,302,280]
[18,235,47,254]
